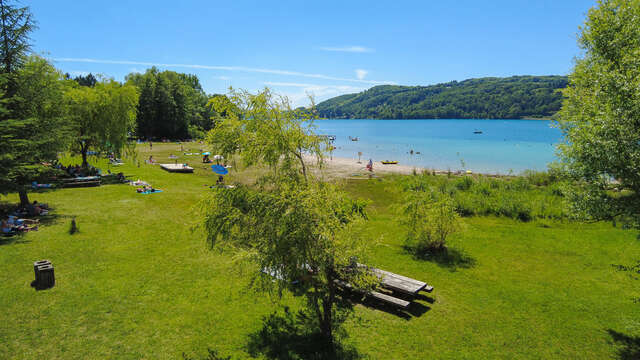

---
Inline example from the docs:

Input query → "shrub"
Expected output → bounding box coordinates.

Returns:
[455,176,474,191]
[400,191,461,255]
[522,170,557,186]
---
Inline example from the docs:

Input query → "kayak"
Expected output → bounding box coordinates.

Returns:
[381,160,398,165]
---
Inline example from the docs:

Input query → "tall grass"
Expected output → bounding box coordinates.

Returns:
[397,171,566,221]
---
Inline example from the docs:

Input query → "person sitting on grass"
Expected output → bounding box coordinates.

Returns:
[1,219,15,235]
[137,185,156,193]
[26,201,48,216]
[33,201,49,210]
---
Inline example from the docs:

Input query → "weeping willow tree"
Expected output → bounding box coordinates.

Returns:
[200,88,373,348]
[64,78,139,167]
[206,88,324,181]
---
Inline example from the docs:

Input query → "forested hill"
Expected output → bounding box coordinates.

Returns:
[316,75,568,119]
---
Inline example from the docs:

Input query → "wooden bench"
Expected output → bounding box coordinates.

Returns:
[60,177,101,188]
[334,279,410,309]
[360,264,434,295]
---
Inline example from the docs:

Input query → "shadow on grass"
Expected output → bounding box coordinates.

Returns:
[608,329,640,360]
[0,232,28,246]
[405,245,476,271]
[37,213,69,226]
[247,308,363,360]
[0,213,72,247]
[340,291,431,320]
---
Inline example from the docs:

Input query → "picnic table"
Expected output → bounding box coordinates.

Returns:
[366,266,434,296]
[334,279,410,309]
[334,265,433,309]
[60,176,101,188]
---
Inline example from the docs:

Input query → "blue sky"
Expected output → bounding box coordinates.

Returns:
[30,0,594,106]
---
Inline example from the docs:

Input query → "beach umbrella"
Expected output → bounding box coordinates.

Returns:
[213,154,224,160]
[202,151,211,156]
[211,164,228,175]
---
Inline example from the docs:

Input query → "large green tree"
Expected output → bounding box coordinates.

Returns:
[557,0,640,228]
[126,68,212,139]
[65,79,139,167]
[206,88,323,180]
[0,55,68,205]
[0,1,68,206]
[201,89,373,348]
[0,0,34,96]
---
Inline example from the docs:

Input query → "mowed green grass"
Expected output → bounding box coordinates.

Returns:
[1,142,639,359]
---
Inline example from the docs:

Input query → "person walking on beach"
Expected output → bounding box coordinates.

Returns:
[366,159,373,172]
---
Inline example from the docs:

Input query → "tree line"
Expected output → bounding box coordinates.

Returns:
[71,68,222,141]
[0,1,223,206]
[316,75,568,119]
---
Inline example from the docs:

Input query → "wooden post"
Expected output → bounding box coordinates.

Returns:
[33,260,54,290]
[37,264,55,289]
[33,260,50,283]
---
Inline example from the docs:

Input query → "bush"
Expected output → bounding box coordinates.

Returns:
[400,191,461,255]
[522,170,557,186]
[455,176,474,191]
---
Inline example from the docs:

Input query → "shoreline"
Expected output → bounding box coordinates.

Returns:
[312,155,507,178]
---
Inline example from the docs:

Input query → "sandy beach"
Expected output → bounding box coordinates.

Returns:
[305,155,497,179]
[307,155,434,178]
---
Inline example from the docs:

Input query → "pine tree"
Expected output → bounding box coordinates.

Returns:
[0,1,66,206]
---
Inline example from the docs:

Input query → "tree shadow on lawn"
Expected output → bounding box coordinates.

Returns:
[608,329,640,360]
[405,245,476,271]
[341,292,431,321]
[0,232,29,246]
[247,307,363,360]
[0,213,72,247]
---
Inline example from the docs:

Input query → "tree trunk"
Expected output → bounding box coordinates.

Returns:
[295,150,307,180]
[18,189,29,207]
[319,271,336,346]
[80,141,88,168]
[81,149,88,168]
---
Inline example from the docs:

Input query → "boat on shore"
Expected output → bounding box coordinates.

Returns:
[349,136,359,141]
[473,129,483,134]
[381,160,398,165]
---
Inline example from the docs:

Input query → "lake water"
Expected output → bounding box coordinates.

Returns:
[313,119,563,174]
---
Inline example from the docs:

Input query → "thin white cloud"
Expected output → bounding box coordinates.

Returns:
[318,46,373,53]
[215,75,231,81]
[53,57,393,85]
[355,69,368,80]
[263,81,366,107]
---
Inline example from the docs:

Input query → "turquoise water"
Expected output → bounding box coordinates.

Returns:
[313,119,562,174]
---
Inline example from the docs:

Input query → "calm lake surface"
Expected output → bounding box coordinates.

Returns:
[313,119,563,174]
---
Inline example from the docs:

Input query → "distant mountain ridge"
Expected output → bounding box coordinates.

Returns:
[316,75,568,119]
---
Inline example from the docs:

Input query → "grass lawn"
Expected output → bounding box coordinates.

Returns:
[1,142,639,359]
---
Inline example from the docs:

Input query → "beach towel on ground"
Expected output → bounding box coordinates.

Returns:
[139,189,163,195]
